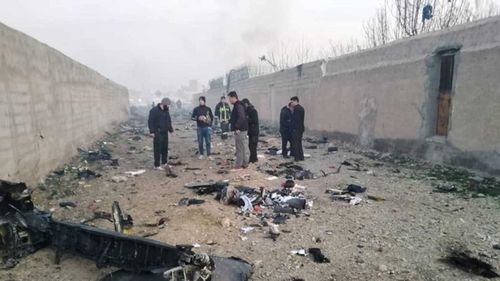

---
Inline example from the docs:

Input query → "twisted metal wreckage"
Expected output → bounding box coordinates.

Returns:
[0,180,253,281]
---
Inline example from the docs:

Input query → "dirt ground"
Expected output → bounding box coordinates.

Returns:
[1,110,499,281]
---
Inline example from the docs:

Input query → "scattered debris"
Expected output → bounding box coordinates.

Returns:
[320,165,342,177]
[290,249,307,256]
[111,176,128,183]
[140,230,159,238]
[143,216,169,227]
[345,184,367,194]
[304,145,318,149]
[165,166,178,178]
[434,183,458,193]
[308,248,330,263]
[77,168,101,180]
[367,195,386,201]
[59,201,77,208]
[112,201,134,234]
[110,159,120,167]
[290,248,330,263]
[0,180,253,280]
[349,196,363,205]
[78,145,112,162]
[178,198,205,206]
[240,227,254,234]
[260,162,314,180]
[185,181,229,195]
[305,136,328,144]
[184,167,202,171]
[268,223,281,240]
[331,194,363,206]
[441,250,499,278]
[124,169,146,177]
[327,146,338,153]
[82,211,113,224]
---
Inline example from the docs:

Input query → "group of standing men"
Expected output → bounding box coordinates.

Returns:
[280,96,305,162]
[147,92,305,171]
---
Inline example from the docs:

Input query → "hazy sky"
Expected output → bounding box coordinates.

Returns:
[0,0,497,94]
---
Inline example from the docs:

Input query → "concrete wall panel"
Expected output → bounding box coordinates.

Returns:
[0,22,129,184]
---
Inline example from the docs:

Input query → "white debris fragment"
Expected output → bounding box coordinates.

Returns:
[240,227,255,234]
[111,176,128,183]
[124,169,146,177]
[290,249,307,256]
[349,196,363,206]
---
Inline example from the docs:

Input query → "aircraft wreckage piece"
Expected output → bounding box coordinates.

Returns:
[0,180,252,280]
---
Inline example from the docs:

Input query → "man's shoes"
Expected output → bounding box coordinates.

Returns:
[198,155,205,160]
[154,166,164,171]
[208,156,214,161]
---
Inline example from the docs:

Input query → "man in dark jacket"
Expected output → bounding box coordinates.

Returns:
[214,96,231,136]
[242,98,259,163]
[290,96,305,161]
[148,98,174,169]
[228,91,248,170]
[280,102,293,158]
[191,96,214,159]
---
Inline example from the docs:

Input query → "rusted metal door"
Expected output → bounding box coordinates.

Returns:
[436,51,456,136]
[437,91,451,136]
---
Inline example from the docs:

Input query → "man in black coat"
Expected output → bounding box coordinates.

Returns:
[279,102,293,158]
[228,91,248,170]
[242,98,259,163]
[290,96,305,161]
[148,98,174,169]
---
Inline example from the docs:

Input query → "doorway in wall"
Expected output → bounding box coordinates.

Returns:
[436,49,458,136]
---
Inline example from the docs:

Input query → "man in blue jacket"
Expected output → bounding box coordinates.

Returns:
[191,96,214,159]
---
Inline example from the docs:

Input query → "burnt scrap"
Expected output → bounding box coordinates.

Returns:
[0,180,252,281]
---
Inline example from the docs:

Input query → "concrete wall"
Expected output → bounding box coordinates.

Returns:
[0,22,129,184]
[195,16,500,174]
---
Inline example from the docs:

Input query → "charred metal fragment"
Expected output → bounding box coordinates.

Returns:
[0,180,253,280]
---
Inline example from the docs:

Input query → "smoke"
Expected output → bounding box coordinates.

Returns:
[0,0,380,95]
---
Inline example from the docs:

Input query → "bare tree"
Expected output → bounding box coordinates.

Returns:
[259,40,318,71]
[320,39,365,58]
[267,41,292,70]
[364,4,392,47]
[473,0,499,19]
[363,0,491,46]
[294,39,315,65]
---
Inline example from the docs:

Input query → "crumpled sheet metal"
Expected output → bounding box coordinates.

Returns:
[100,257,253,281]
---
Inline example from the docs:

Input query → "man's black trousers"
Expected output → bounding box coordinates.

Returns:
[248,134,259,163]
[153,132,169,167]
[291,130,304,161]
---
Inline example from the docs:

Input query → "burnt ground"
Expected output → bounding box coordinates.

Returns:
[1,110,500,281]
